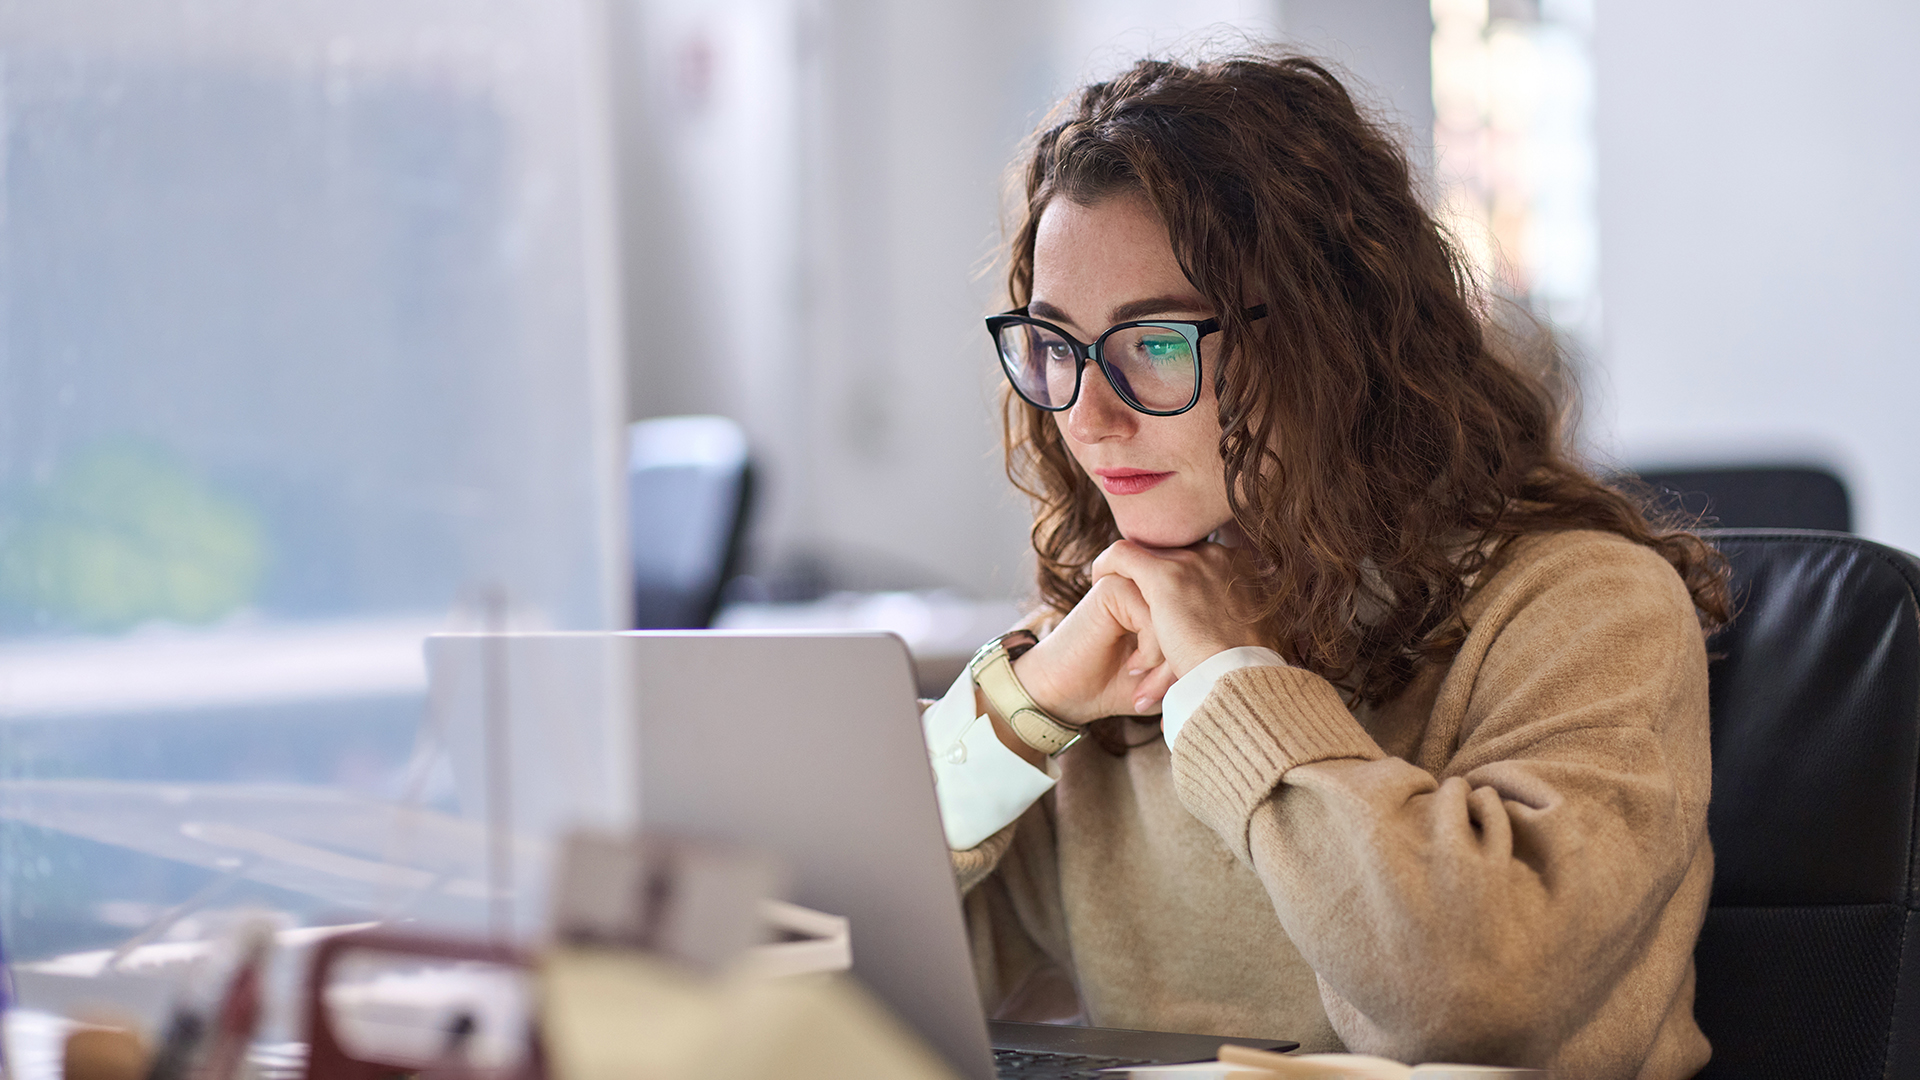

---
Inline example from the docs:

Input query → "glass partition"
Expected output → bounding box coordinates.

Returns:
[0,0,628,1023]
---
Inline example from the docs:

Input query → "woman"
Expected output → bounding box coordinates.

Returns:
[918,52,1728,1078]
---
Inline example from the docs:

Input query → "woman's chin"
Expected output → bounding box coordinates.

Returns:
[1115,519,1222,550]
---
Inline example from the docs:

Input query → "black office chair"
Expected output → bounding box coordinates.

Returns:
[627,415,753,629]
[1631,465,1853,532]
[1693,529,1920,1079]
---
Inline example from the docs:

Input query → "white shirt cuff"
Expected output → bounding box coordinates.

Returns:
[921,669,1056,851]
[1160,646,1289,748]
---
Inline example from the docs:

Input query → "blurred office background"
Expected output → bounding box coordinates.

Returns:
[0,0,1914,1016]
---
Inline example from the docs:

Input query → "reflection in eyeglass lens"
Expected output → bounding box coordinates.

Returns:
[1102,325,1196,412]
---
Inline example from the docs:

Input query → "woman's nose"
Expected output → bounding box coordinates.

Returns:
[1063,363,1139,443]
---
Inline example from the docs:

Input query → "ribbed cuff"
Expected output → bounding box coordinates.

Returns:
[1161,646,1289,747]
[951,821,1019,895]
[1171,665,1385,863]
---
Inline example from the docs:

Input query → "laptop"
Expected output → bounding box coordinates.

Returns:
[425,631,1296,1078]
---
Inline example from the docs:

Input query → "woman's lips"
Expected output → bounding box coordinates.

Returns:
[1095,468,1173,495]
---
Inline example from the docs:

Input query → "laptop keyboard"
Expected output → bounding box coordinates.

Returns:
[993,1047,1153,1079]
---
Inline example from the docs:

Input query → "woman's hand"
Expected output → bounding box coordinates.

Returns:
[1009,572,1178,725]
[1089,538,1265,681]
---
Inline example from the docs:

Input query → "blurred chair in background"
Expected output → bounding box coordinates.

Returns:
[1628,465,1852,532]
[628,416,753,629]
[1690,529,1920,1078]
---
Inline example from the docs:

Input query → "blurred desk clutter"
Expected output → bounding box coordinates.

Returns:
[5,827,934,1080]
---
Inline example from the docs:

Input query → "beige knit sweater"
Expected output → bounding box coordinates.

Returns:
[956,530,1714,1079]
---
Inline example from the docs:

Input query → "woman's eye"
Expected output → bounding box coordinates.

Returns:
[1043,342,1076,364]
[1137,336,1192,364]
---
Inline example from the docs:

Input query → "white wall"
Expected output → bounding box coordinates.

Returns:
[1283,0,1435,175]
[1594,0,1920,549]
[792,0,1046,598]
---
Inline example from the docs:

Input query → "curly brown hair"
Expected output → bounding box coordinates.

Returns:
[1002,51,1730,708]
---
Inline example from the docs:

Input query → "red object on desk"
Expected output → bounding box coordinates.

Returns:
[302,929,545,1080]
[199,928,270,1080]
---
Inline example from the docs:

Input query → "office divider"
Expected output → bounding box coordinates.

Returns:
[0,0,632,1024]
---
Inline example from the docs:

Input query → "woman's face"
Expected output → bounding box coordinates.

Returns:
[1029,193,1234,549]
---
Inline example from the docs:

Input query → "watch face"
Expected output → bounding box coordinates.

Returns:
[973,630,1033,672]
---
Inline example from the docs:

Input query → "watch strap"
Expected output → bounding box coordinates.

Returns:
[969,631,1083,757]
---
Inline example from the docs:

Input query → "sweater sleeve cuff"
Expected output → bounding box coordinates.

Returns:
[1170,665,1385,863]
[951,820,1019,894]
[922,668,1056,851]
[1161,646,1289,747]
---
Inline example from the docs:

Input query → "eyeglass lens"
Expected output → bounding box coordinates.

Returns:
[997,322,1198,413]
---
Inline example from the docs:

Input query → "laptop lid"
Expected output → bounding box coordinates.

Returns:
[425,630,997,1079]
[620,630,995,1078]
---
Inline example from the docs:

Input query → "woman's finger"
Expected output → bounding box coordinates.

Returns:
[1125,628,1164,676]
[1131,662,1179,715]
[1092,538,1218,611]
[1091,538,1162,584]
[1093,568,1154,636]
[1113,578,1162,665]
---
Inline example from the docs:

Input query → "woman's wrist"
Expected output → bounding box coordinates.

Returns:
[1166,636,1255,680]
[975,684,1049,770]
[969,631,1086,765]
[1009,647,1087,727]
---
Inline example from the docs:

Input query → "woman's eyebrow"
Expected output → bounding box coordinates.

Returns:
[1108,296,1212,323]
[1027,296,1212,328]
[1026,299,1074,324]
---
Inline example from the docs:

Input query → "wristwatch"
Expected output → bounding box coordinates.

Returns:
[968,630,1084,757]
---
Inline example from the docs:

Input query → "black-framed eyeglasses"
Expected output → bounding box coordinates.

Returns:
[985,305,1267,417]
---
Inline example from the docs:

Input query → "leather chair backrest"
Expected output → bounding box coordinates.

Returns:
[1634,466,1852,532]
[1694,530,1920,1079]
